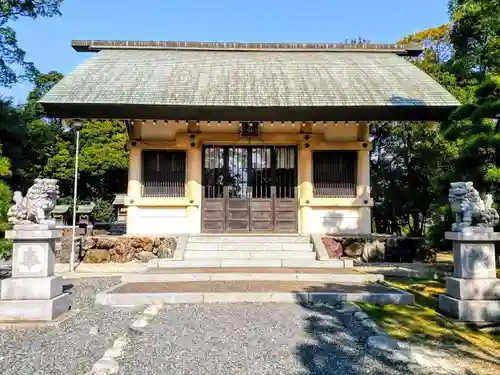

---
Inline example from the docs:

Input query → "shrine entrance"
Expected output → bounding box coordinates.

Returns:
[201,146,298,233]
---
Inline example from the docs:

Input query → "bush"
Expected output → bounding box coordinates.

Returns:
[0,238,12,260]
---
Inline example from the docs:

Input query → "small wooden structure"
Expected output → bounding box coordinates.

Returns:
[51,204,70,226]
[113,193,127,222]
[76,202,95,225]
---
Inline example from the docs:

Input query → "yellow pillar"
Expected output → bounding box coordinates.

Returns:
[299,145,313,234]
[186,146,202,233]
[357,149,371,233]
[126,146,142,234]
[356,150,370,198]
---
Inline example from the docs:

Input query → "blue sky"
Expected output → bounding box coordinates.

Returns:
[2,0,450,103]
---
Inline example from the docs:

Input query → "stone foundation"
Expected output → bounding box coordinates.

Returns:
[438,231,500,323]
[0,224,70,321]
[81,236,177,263]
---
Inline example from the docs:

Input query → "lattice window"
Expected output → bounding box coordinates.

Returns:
[142,150,186,197]
[313,151,357,197]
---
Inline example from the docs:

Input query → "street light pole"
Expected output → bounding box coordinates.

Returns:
[70,119,82,272]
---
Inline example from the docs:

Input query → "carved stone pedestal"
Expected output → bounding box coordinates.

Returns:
[0,225,70,321]
[439,231,500,322]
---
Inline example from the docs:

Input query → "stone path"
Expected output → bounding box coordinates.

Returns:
[0,277,489,375]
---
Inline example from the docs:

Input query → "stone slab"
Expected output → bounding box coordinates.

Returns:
[96,289,412,306]
[439,294,500,322]
[187,235,310,243]
[452,241,496,279]
[0,276,62,300]
[221,259,282,267]
[6,229,61,240]
[173,233,189,260]
[446,277,500,300]
[445,231,500,242]
[122,272,383,283]
[0,293,70,321]
[282,259,345,268]
[311,234,329,261]
[11,241,55,278]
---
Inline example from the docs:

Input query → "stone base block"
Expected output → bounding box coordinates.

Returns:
[446,277,500,300]
[0,276,63,300]
[439,294,500,322]
[0,293,70,321]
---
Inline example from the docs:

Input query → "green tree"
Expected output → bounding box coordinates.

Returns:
[45,119,129,200]
[0,0,63,86]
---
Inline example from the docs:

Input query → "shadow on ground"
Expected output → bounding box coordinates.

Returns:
[294,297,415,375]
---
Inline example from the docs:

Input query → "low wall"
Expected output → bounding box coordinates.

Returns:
[322,234,429,263]
[81,236,178,263]
[55,231,177,263]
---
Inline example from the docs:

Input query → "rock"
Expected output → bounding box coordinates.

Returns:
[136,251,158,262]
[129,237,153,249]
[321,237,343,258]
[353,311,369,321]
[366,335,400,351]
[153,237,161,247]
[143,242,154,252]
[81,236,97,250]
[362,240,385,262]
[344,242,363,257]
[83,249,111,263]
[157,237,177,258]
[95,238,116,249]
[152,246,159,255]
[89,326,100,335]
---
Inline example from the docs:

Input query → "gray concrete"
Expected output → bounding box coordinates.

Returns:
[95,284,414,306]
[439,294,500,322]
[122,272,384,283]
[311,234,329,261]
[1,275,62,300]
[446,277,500,300]
[173,233,189,260]
[1,225,69,321]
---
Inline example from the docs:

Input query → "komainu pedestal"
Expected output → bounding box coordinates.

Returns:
[0,225,70,321]
[438,231,500,322]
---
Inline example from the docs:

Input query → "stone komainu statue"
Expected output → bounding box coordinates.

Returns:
[448,181,499,231]
[7,178,60,226]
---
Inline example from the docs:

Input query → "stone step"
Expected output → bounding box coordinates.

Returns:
[122,270,384,283]
[188,235,311,244]
[96,280,414,306]
[185,242,314,251]
[183,250,316,260]
[152,259,350,268]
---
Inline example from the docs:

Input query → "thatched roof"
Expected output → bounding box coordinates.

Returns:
[39,40,460,121]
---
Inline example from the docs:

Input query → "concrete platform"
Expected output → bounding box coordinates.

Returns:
[123,267,383,283]
[439,294,500,322]
[96,280,413,306]
[154,259,350,268]
[0,293,70,321]
[183,250,316,260]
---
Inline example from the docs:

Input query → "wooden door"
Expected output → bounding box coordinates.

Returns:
[201,145,297,233]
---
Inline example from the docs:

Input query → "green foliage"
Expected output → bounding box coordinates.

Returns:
[371,122,458,236]
[0,0,63,86]
[0,238,12,260]
[44,119,128,199]
[92,198,116,223]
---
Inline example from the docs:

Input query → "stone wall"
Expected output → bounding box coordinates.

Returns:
[55,231,177,263]
[321,234,430,263]
[81,236,177,263]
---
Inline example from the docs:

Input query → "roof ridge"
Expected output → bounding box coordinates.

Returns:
[71,40,422,56]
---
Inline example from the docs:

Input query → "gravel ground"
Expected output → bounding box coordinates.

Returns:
[117,303,412,375]
[0,277,141,375]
